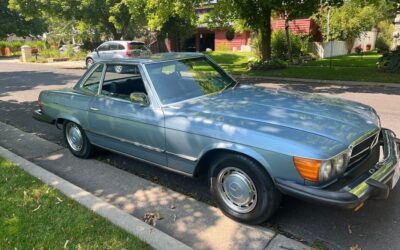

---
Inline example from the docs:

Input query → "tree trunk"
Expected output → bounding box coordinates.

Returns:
[345,37,355,54]
[284,13,292,62]
[259,8,272,61]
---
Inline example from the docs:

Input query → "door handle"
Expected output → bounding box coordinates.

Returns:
[89,107,99,111]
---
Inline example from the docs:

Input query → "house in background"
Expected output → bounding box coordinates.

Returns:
[162,4,321,53]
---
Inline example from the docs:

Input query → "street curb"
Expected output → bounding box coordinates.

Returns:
[0,146,192,250]
[235,75,400,88]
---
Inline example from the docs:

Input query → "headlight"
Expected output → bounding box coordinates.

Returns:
[319,161,334,181]
[293,148,352,183]
[332,155,346,173]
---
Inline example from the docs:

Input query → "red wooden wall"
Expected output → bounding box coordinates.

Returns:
[214,29,250,51]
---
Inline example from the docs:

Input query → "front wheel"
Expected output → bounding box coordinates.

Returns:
[63,121,93,158]
[209,154,281,224]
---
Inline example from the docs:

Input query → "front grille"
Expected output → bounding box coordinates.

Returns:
[348,131,380,166]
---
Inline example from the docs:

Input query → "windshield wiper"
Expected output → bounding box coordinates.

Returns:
[219,80,239,94]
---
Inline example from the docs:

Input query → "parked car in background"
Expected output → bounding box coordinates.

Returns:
[85,40,151,69]
[33,53,400,224]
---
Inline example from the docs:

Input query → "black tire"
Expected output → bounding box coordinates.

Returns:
[86,57,94,69]
[63,121,93,158]
[209,153,281,224]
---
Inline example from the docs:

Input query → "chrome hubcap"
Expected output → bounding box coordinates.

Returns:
[66,123,83,152]
[114,65,123,73]
[87,59,93,67]
[217,167,257,213]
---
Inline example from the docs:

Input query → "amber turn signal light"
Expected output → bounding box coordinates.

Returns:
[293,157,322,182]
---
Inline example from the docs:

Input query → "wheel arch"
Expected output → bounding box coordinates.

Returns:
[55,115,83,130]
[194,143,272,179]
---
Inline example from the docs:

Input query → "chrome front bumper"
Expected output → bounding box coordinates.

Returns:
[276,128,400,208]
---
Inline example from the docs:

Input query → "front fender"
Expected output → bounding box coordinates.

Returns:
[197,142,273,176]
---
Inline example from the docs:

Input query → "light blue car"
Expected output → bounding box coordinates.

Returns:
[34,53,400,224]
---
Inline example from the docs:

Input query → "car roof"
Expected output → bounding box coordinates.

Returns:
[103,40,144,44]
[98,52,205,64]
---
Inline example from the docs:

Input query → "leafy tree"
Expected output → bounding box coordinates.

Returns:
[0,0,47,39]
[211,0,274,61]
[315,0,396,54]
[210,0,329,61]
[8,0,146,40]
[139,0,201,51]
[274,0,321,60]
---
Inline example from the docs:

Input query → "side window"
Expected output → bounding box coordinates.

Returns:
[81,64,104,94]
[117,44,125,50]
[97,43,109,51]
[109,43,118,50]
[101,64,147,100]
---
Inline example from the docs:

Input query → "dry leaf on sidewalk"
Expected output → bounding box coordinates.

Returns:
[350,244,361,250]
[143,212,162,226]
[348,224,352,234]
[170,204,176,209]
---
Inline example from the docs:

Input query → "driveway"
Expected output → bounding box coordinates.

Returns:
[1,61,400,250]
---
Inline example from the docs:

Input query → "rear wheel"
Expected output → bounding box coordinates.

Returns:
[63,121,93,158]
[209,154,281,224]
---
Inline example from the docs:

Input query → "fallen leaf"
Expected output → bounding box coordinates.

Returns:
[170,204,176,209]
[143,212,162,226]
[64,240,69,249]
[32,205,41,212]
[56,197,63,204]
[348,224,352,234]
[350,244,361,250]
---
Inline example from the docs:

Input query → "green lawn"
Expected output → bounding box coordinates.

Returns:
[207,51,400,83]
[0,157,152,250]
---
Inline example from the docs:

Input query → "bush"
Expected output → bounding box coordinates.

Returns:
[271,30,303,61]
[247,57,287,70]
[376,20,394,53]
[39,49,60,58]
[375,37,390,53]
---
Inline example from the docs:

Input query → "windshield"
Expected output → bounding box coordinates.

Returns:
[145,57,236,105]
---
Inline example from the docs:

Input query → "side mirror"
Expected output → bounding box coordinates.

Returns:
[129,92,149,106]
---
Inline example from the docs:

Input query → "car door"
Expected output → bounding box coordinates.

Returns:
[97,42,111,59]
[108,42,119,59]
[87,63,166,166]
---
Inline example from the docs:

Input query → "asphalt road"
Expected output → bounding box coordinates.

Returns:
[1,61,400,250]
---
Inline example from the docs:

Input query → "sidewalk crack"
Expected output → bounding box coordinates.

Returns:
[263,232,278,250]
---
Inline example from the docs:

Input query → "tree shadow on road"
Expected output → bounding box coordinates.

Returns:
[238,77,400,96]
[0,70,80,98]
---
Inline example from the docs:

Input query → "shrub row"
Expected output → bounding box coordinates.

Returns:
[0,40,47,52]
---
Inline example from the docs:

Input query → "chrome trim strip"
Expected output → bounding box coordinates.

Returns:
[350,128,380,147]
[88,130,164,153]
[349,130,380,159]
[91,142,193,177]
[351,146,372,159]
[166,151,198,162]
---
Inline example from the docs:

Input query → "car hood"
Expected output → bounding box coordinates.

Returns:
[165,85,379,146]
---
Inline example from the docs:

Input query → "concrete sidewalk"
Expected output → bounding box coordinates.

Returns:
[0,121,310,250]
[3,59,86,69]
